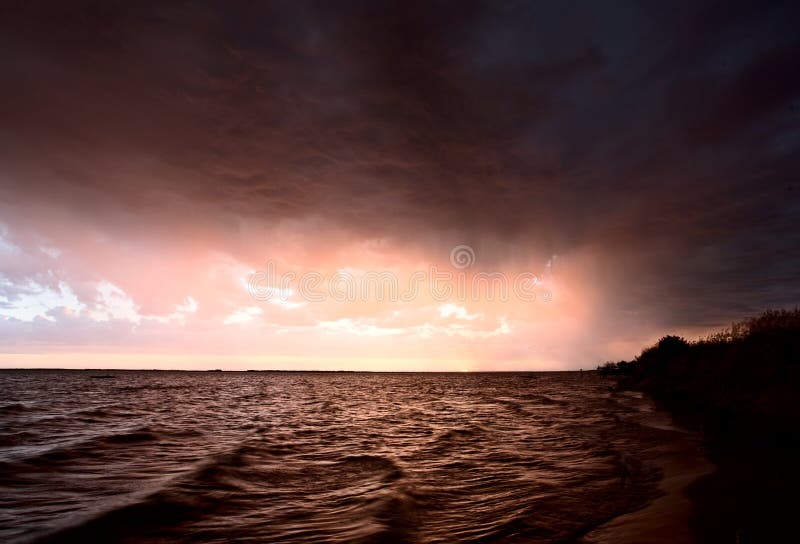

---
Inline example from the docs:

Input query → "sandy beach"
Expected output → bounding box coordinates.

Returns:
[583,394,714,544]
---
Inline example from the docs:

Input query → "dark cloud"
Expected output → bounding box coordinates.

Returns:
[1,0,799,334]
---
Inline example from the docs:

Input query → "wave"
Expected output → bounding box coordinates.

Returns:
[0,402,36,415]
[338,454,405,483]
[492,397,528,415]
[436,426,486,441]
[111,383,197,394]
[32,445,412,544]
[0,430,36,448]
[0,426,163,473]
[516,393,568,405]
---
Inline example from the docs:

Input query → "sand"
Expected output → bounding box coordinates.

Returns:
[582,397,715,544]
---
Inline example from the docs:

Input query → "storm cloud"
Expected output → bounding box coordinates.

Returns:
[1,0,799,368]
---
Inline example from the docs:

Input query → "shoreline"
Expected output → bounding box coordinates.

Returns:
[596,311,800,541]
[582,392,714,544]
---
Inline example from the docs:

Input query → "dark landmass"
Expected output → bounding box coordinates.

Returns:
[599,309,800,543]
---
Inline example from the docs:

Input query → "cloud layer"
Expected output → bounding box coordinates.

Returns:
[1,1,799,368]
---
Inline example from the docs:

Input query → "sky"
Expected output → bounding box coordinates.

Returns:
[1,0,799,370]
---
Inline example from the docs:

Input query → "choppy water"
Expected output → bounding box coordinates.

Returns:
[0,371,678,543]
